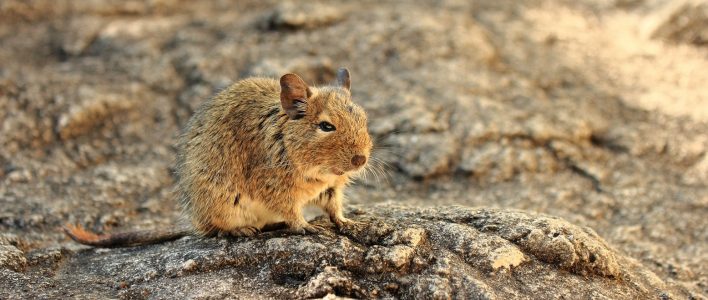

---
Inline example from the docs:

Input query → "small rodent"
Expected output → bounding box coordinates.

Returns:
[65,68,372,247]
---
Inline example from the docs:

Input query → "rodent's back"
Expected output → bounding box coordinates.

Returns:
[175,77,288,234]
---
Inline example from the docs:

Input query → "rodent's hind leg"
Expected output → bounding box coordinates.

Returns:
[261,221,288,232]
[218,226,261,237]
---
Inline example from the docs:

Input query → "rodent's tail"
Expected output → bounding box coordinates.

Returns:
[63,224,190,248]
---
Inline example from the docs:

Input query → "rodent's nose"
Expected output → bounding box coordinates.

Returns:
[351,155,367,168]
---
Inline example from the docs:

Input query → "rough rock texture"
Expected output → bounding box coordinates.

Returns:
[0,0,706,298]
[261,2,345,30]
[0,234,27,272]
[645,0,708,46]
[0,205,683,299]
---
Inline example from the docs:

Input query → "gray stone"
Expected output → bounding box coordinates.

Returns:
[0,234,26,272]
[262,2,344,30]
[0,205,682,299]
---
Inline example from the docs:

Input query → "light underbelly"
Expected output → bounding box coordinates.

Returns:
[213,195,281,230]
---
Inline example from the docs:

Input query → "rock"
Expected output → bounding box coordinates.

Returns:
[489,245,526,271]
[56,85,142,140]
[0,234,27,250]
[684,153,708,184]
[262,2,344,30]
[387,133,457,178]
[369,97,449,136]
[1,0,706,298]
[98,18,184,40]
[0,205,682,299]
[458,140,561,182]
[5,169,32,183]
[644,0,708,46]
[54,16,105,56]
[364,244,415,273]
[297,266,368,299]
[0,234,27,272]
[248,57,336,85]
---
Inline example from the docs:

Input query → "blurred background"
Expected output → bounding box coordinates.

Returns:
[0,0,706,296]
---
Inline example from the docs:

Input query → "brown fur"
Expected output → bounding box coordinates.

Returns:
[65,68,372,247]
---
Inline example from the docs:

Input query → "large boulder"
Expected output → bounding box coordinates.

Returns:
[1,205,679,299]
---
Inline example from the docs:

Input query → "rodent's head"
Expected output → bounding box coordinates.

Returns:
[280,68,372,178]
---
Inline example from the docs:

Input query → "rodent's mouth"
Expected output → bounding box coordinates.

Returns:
[331,165,366,176]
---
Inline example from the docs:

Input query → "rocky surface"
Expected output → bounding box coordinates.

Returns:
[0,0,706,299]
[0,205,683,299]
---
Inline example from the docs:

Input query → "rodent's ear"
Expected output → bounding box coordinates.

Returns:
[280,73,312,120]
[337,68,351,91]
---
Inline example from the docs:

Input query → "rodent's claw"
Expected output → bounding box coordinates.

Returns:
[304,224,327,234]
[287,223,326,235]
[331,217,362,231]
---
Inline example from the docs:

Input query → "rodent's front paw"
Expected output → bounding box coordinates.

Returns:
[331,217,363,231]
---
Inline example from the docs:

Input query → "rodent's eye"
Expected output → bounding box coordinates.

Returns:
[318,121,336,132]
